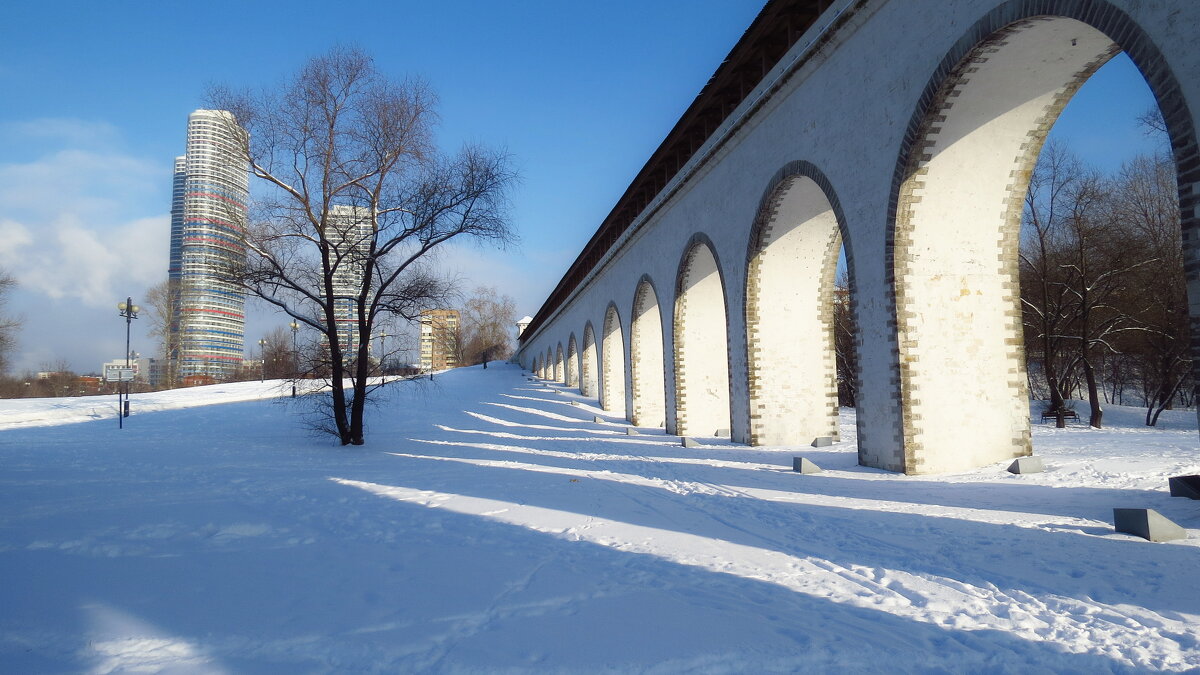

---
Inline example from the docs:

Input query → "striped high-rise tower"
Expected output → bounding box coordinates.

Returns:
[168,109,249,381]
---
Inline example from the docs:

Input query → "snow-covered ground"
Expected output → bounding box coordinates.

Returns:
[1,364,1197,673]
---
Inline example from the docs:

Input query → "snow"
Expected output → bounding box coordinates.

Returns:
[2,364,1198,673]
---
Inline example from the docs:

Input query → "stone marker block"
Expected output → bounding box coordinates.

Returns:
[1113,508,1187,542]
[714,428,730,437]
[811,436,833,448]
[682,437,700,448]
[792,457,822,474]
[1007,456,1044,474]
[593,416,605,423]
[626,427,639,436]
[1168,475,1200,500]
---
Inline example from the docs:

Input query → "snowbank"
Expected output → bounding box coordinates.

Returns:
[1,364,1197,672]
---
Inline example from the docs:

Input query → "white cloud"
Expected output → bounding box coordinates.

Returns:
[0,120,169,308]
[0,219,34,268]
[1,118,121,149]
[0,118,173,373]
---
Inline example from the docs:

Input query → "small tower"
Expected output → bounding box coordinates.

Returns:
[516,315,533,337]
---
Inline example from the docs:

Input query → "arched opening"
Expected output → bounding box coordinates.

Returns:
[566,334,579,388]
[674,238,731,437]
[630,277,667,428]
[581,322,599,398]
[554,343,565,383]
[601,304,628,416]
[887,7,1197,474]
[745,164,846,446]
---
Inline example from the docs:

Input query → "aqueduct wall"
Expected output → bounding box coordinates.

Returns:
[516,0,1200,474]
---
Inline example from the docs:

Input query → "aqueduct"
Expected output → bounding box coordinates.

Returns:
[516,0,1200,474]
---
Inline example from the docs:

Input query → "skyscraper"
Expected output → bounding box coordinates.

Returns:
[168,109,249,381]
[329,204,372,356]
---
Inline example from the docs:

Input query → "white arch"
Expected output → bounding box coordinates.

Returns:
[745,171,843,446]
[674,239,731,437]
[554,343,565,383]
[581,322,599,398]
[566,334,579,388]
[601,305,628,416]
[631,279,666,428]
[889,16,1123,473]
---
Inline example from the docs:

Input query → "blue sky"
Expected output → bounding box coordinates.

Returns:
[0,1,1162,374]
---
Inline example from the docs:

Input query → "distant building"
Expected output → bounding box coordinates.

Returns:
[102,357,162,387]
[169,109,250,381]
[419,309,460,372]
[329,205,372,357]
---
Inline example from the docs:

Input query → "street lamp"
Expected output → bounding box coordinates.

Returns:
[117,297,139,428]
[258,338,267,382]
[289,320,299,397]
[377,331,389,383]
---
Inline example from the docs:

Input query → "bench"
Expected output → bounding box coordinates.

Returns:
[1040,409,1078,423]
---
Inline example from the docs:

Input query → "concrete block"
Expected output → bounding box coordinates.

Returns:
[1168,475,1200,499]
[792,457,822,474]
[1007,456,1044,474]
[1113,508,1187,542]
[626,427,639,436]
[571,401,580,406]
[715,428,730,437]
[682,437,700,448]
[593,416,605,423]
[811,437,833,447]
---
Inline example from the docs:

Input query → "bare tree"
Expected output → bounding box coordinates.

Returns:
[0,272,16,375]
[258,325,297,380]
[832,272,857,407]
[1020,140,1083,427]
[459,286,516,367]
[142,278,181,387]
[1112,154,1187,425]
[210,47,515,445]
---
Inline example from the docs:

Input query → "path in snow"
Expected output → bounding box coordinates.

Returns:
[1,364,1198,673]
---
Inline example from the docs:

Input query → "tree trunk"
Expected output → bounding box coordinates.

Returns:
[1082,356,1103,428]
[349,337,370,445]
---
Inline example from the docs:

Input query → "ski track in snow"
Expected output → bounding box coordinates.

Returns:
[1,364,1198,673]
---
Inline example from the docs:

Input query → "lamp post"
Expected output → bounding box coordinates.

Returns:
[258,338,267,382]
[289,320,299,397]
[377,331,389,383]
[117,297,139,428]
